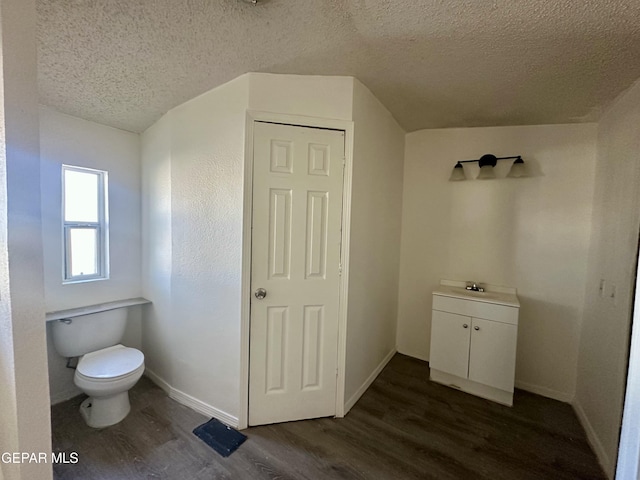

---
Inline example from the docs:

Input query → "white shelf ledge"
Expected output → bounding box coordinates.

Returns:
[45,297,151,322]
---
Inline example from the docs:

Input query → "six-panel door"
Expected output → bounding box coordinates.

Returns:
[429,310,472,379]
[249,121,345,426]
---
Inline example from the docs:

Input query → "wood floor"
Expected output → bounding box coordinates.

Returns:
[51,354,606,479]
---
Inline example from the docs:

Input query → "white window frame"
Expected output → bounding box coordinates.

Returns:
[62,165,109,283]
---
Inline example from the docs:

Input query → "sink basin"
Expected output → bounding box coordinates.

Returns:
[448,287,495,299]
[459,289,488,297]
[433,285,520,307]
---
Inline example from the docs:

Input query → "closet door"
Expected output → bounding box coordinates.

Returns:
[249,122,345,426]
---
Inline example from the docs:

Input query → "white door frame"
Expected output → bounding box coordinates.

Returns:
[238,110,354,429]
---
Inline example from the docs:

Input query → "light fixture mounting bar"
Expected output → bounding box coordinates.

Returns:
[457,155,522,164]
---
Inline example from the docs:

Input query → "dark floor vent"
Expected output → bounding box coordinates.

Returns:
[193,418,247,457]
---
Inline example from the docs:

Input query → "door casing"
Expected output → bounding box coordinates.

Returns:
[238,110,354,429]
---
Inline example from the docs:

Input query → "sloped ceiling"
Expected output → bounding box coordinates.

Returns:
[37,0,640,133]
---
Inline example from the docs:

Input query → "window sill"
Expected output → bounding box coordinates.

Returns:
[45,297,151,322]
[62,275,109,285]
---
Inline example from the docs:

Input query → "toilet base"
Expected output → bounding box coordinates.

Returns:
[80,391,131,428]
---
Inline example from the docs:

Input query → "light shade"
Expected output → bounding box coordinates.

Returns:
[507,157,527,178]
[449,162,466,181]
[476,164,496,180]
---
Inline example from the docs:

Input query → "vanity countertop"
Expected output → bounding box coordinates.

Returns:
[433,285,519,308]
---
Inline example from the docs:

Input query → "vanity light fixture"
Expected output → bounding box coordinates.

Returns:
[449,154,526,181]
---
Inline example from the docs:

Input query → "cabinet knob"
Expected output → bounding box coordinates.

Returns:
[463,324,468,328]
[474,326,480,331]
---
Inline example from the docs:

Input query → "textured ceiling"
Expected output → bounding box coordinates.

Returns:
[37,0,640,133]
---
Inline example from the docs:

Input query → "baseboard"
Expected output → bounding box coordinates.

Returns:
[573,399,613,479]
[144,369,239,428]
[50,386,83,406]
[514,380,574,403]
[396,348,429,363]
[344,348,396,414]
[169,387,239,429]
[398,356,574,404]
[143,368,171,393]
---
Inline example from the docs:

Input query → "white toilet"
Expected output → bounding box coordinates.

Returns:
[51,308,145,428]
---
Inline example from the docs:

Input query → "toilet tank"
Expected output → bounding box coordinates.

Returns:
[51,308,128,358]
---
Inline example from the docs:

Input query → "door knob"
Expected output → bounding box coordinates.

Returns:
[254,288,267,300]
[474,326,480,331]
[463,324,468,328]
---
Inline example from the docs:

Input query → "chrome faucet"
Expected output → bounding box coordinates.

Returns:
[466,282,484,292]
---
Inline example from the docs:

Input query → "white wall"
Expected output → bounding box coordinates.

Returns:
[397,124,597,401]
[40,107,142,311]
[39,107,143,404]
[247,73,353,120]
[141,113,173,393]
[142,75,249,422]
[0,0,52,478]
[575,79,640,479]
[344,79,404,407]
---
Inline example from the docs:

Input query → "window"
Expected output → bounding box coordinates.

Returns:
[62,165,109,282]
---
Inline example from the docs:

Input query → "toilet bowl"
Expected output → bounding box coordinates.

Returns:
[51,308,145,428]
[74,344,145,428]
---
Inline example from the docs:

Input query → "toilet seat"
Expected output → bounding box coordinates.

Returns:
[77,344,144,380]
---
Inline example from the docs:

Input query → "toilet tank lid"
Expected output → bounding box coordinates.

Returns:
[77,345,144,378]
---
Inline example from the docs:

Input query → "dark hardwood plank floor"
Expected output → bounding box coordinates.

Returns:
[51,354,606,479]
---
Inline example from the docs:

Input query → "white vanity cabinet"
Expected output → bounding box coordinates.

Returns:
[429,285,520,406]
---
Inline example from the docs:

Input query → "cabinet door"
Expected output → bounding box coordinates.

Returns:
[468,318,517,392]
[430,310,471,379]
